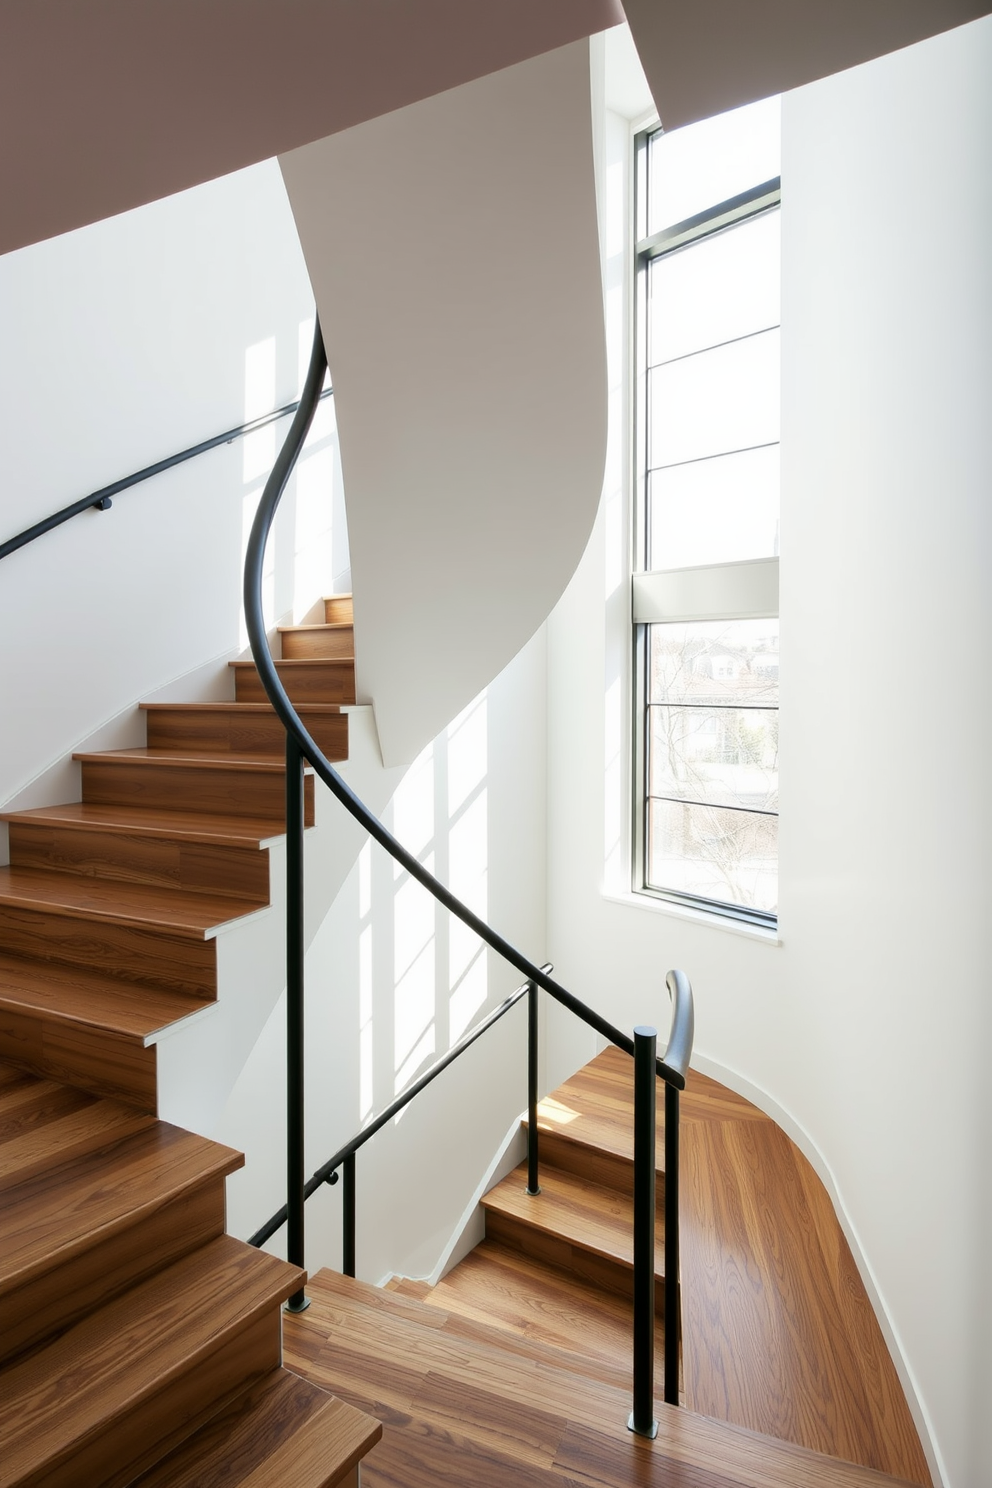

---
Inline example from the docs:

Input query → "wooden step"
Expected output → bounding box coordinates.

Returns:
[3,801,274,901]
[74,747,316,825]
[0,1234,302,1488]
[323,593,353,625]
[284,1268,919,1488]
[536,1043,666,1194]
[0,865,262,999]
[279,623,354,661]
[141,701,348,761]
[0,1118,242,1364]
[0,1070,153,1192]
[130,1368,381,1488]
[231,657,356,706]
[0,951,206,1108]
[482,1162,666,1309]
[407,1238,666,1384]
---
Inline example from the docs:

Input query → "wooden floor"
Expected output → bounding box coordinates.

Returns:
[284,1268,925,1488]
[366,1047,931,1488]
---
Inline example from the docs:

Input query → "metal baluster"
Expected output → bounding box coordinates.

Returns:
[343,1152,356,1278]
[664,1078,680,1406]
[526,980,541,1195]
[285,731,309,1312]
[629,1025,658,1437]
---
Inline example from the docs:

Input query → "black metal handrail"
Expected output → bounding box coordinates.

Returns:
[0,388,333,565]
[244,319,694,1432]
[247,966,550,1251]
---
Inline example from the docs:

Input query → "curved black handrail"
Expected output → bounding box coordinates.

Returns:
[0,387,333,565]
[247,967,550,1251]
[243,320,690,1088]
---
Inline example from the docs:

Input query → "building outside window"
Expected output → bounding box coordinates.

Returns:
[633,98,781,928]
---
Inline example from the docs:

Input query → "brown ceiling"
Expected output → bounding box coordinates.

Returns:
[0,0,622,256]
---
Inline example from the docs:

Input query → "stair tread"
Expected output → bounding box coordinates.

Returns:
[140,701,343,714]
[0,1073,153,1190]
[537,1044,666,1168]
[284,1269,920,1488]
[0,1120,243,1292]
[229,657,355,668]
[0,951,205,1037]
[0,864,261,934]
[74,745,297,771]
[1,800,285,847]
[482,1162,664,1276]
[0,1235,303,1486]
[277,622,353,634]
[130,1368,381,1488]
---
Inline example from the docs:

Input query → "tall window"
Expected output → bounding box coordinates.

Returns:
[633,99,781,929]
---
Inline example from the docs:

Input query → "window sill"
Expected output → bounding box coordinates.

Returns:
[602,886,782,945]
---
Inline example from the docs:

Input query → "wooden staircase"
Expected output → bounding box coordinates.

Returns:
[346,1045,932,1488]
[0,599,382,1486]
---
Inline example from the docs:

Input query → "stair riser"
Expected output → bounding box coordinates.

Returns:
[79,759,315,826]
[33,1310,281,1488]
[0,1006,157,1111]
[323,597,353,624]
[233,662,356,706]
[0,906,216,1000]
[281,627,354,661]
[0,1181,226,1368]
[537,1131,667,1203]
[7,823,270,902]
[484,1211,666,1316]
[143,710,348,761]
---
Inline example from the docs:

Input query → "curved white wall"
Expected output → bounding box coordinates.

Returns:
[280,40,608,767]
[547,18,992,1488]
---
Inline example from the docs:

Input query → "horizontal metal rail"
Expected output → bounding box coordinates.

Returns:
[0,387,333,564]
[247,968,549,1250]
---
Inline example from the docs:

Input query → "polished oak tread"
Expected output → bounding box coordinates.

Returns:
[75,745,306,770]
[284,1269,920,1488]
[536,1042,665,1171]
[0,1072,153,1191]
[1,799,284,848]
[131,1367,381,1488]
[402,1239,665,1384]
[0,1118,241,1292]
[0,1235,303,1488]
[0,864,260,933]
[482,1161,665,1281]
[0,951,205,1036]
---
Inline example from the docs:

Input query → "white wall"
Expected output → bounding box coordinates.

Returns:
[280,41,607,769]
[0,159,343,822]
[546,18,991,1487]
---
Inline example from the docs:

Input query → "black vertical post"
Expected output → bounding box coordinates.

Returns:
[285,732,309,1313]
[526,980,541,1195]
[343,1152,356,1278]
[629,1025,658,1438]
[664,1079,680,1406]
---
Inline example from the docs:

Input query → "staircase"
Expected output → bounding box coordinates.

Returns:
[0,599,381,1486]
[297,1046,929,1488]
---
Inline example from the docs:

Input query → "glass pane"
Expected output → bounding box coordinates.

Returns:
[649,329,779,469]
[649,706,778,812]
[647,446,779,569]
[647,96,781,236]
[648,210,780,365]
[649,621,779,706]
[647,798,778,914]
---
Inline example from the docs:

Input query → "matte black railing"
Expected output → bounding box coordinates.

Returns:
[244,319,694,1434]
[0,388,333,565]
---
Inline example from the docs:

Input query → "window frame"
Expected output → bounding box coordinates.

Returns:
[631,124,782,932]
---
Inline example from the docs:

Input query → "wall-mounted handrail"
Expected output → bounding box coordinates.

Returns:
[244,318,694,1426]
[0,387,333,565]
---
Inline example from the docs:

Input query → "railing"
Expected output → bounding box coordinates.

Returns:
[0,387,333,565]
[244,320,694,1437]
